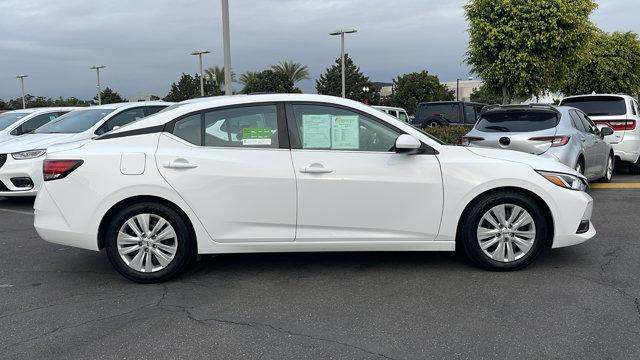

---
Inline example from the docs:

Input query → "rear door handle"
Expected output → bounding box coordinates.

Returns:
[300,163,333,174]
[164,159,198,169]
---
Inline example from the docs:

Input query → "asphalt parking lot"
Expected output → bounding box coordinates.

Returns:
[1,171,639,359]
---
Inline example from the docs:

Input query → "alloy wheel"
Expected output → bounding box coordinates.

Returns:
[606,155,614,180]
[476,204,536,263]
[117,214,178,273]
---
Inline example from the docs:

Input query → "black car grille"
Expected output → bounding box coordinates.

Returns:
[0,154,6,169]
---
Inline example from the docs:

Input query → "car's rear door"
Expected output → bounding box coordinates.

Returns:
[578,112,606,176]
[286,102,443,242]
[156,103,296,243]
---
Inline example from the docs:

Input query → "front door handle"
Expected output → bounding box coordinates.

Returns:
[300,163,333,174]
[164,159,198,169]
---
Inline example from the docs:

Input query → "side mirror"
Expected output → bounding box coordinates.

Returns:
[600,126,614,138]
[395,134,422,154]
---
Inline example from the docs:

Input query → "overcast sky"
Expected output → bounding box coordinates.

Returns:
[1,0,638,101]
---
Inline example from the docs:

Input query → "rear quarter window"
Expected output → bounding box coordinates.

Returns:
[476,111,559,133]
[560,96,627,116]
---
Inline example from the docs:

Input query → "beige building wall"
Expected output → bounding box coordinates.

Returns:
[441,80,484,102]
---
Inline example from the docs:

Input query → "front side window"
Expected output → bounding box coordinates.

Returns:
[12,112,63,135]
[387,110,398,118]
[96,108,146,135]
[578,112,597,134]
[291,104,401,152]
[399,111,409,123]
[476,111,559,133]
[569,111,587,133]
[0,112,28,131]
[36,109,115,134]
[171,105,280,149]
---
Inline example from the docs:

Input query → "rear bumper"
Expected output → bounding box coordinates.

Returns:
[34,186,99,251]
[0,156,44,197]
[610,133,640,163]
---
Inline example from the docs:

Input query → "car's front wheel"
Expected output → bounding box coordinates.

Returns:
[105,202,196,283]
[459,191,547,271]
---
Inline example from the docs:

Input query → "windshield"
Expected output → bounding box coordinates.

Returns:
[561,96,627,116]
[476,111,559,132]
[35,109,115,134]
[0,112,29,131]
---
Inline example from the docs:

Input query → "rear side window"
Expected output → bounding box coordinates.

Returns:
[463,104,477,124]
[476,111,559,133]
[561,96,627,116]
[569,111,587,132]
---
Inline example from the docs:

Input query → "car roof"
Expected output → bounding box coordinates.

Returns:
[372,106,406,111]
[561,94,635,101]
[418,101,487,106]
[0,107,82,114]
[84,101,172,110]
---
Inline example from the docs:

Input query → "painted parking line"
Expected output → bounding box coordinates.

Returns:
[590,183,640,189]
[0,208,34,216]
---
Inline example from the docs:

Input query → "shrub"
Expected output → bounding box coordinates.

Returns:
[422,126,471,145]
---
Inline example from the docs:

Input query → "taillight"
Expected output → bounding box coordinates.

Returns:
[461,136,484,146]
[593,120,636,131]
[43,160,84,181]
[529,136,571,147]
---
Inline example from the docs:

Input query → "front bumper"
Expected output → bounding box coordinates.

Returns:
[0,155,44,197]
[551,191,595,248]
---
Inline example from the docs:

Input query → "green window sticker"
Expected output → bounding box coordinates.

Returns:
[242,127,272,145]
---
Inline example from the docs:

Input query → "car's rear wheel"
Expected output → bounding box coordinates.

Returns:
[630,158,640,175]
[575,157,585,176]
[105,202,195,283]
[600,152,614,183]
[459,191,547,271]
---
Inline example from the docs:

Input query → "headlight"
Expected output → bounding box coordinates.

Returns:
[11,149,46,160]
[537,171,587,191]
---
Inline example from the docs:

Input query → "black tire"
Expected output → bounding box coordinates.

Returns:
[575,157,585,176]
[599,152,614,183]
[105,202,196,283]
[630,158,640,175]
[459,191,547,271]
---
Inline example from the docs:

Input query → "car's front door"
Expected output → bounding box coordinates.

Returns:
[286,102,443,242]
[156,103,297,243]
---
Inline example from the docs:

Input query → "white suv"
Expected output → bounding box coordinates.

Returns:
[560,94,640,173]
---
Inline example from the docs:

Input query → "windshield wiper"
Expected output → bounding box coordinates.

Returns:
[484,126,510,132]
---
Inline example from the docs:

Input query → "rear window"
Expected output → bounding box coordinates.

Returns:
[560,96,627,116]
[418,104,461,123]
[476,111,559,133]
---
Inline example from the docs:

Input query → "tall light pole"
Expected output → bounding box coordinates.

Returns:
[90,65,106,105]
[16,74,28,109]
[456,78,461,101]
[191,50,210,96]
[221,0,232,96]
[330,29,357,98]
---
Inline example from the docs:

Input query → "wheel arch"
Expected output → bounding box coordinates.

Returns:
[97,195,197,250]
[455,186,555,248]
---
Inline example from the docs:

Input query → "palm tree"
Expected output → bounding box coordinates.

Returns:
[239,71,259,86]
[271,61,310,84]
[204,66,235,94]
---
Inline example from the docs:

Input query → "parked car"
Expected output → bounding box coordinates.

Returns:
[463,104,615,182]
[412,101,487,128]
[372,106,410,123]
[34,94,594,283]
[559,94,640,174]
[0,107,81,144]
[0,101,170,197]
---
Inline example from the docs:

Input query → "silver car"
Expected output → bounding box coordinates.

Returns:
[463,104,615,182]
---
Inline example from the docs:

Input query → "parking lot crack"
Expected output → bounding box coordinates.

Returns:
[600,247,623,275]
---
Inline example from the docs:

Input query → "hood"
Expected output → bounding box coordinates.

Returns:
[0,133,86,154]
[464,147,583,178]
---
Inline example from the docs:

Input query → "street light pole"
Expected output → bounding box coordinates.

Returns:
[221,0,232,96]
[191,50,211,97]
[16,74,28,109]
[330,29,357,98]
[456,78,461,101]
[90,65,106,105]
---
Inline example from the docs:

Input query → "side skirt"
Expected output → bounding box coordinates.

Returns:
[198,241,456,254]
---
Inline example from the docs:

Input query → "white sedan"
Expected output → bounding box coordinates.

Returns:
[34,94,595,283]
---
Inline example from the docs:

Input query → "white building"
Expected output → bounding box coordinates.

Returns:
[441,79,484,102]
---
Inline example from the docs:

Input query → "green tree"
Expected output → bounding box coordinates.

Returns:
[0,99,7,110]
[316,54,380,104]
[470,84,503,105]
[465,0,597,103]
[164,73,202,102]
[95,87,124,104]
[271,61,310,84]
[561,31,640,95]
[391,71,454,115]
[204,66,235,95]
[239,71,259,86]
[241,70,301,94]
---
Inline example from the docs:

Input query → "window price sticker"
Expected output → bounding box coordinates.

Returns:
[242,127,272,145]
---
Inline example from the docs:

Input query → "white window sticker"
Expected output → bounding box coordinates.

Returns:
[331,115,359,149]
[302,114,332,148]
